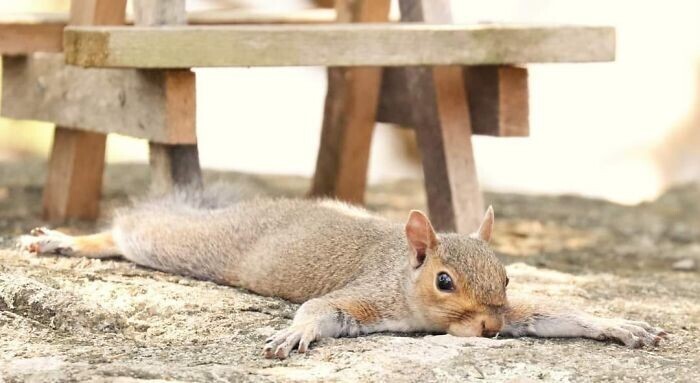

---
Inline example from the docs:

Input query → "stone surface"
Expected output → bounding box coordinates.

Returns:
[672,258,697,271]
[0,160,698,382]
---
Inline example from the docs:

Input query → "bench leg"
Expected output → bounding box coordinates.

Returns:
[396,0,483,233]
[405,65,484,234]
[149,143,202,194]
[310,0,390,204]
[43,128,106,221]
[40,0,126,222]
[148,68,201,194]
[310,67,383,203]
[131,3,200,195]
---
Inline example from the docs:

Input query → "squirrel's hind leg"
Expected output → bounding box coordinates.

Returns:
[19,228,121,259]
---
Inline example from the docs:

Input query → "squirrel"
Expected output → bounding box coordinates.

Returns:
[19,185,666,359]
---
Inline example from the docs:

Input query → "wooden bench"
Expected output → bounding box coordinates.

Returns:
[0,0,615,233]
[0,8,337,54]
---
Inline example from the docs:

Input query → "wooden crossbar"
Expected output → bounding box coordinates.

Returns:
[2,53,196,144]
[0,18,64,54]
[377,65,530,136]
[64,24,615,68]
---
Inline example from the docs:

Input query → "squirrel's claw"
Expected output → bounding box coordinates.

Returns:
[597,318,666,348]
[18,228,75,256]
[263,325,318,359]
[297,330,315,354]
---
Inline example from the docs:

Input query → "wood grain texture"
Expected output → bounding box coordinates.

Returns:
[135,0,202,194]
[399,0,483,233]
[310,0,390,203]
[186,8,336,24]
[5,8,334,24]
[377,65,529,137]
[376,67,415,127]
[148,69,201,193]
[376,0,529,137]
[148,143,202,194]
[42,129,106,221]
[463,65,529,136]
[69,0,126,26]
[1,54,196,144]
[0,9,335,55]
[41,0,126,222]
[63,24,616,68]
[0,22,64,54]
[163,69,196,143]
[133,0,186,26]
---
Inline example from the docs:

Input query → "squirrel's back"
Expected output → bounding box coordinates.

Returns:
[112,191,406,303]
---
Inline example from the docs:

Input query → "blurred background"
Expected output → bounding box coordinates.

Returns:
[1,0,699,204]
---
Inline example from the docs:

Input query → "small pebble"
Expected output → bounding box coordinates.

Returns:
[672,258,697,271]
[424,334,514,348]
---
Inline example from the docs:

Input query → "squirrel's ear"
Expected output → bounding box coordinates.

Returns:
[405,210,437,267]
[471,205,495,243]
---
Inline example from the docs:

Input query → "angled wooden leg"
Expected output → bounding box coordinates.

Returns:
[311,66,384,203]
[310,0,390,204]
[398,0,483,233]
[464,65,529,137]
[43,129,106,221]
[41,0,126,221]
[404,66,484,233]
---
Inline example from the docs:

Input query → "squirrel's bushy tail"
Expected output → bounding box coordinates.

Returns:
[110,181,265,282]
[129,180,264,212]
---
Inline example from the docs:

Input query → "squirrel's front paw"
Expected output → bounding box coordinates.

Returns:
[595,318,666,348]
[18,227,75,256]
[263,323,320,359]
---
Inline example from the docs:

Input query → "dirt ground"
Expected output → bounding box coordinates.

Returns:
[0,160,698,382]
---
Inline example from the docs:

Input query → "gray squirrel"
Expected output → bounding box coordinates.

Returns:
[20,185,665,359]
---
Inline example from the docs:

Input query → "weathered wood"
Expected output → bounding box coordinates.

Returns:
[135,0,202,194]
[42,0,126,222]
[43,129,106,221]
[69,0,126,26]
[186,8,337,24]
[1,54,197,144]
[464,65,529,136]
[399,0,483,233]
[376,67,414,127]
[148,68,201,193]
[377,65,529,137]
[0,8,335,54]
[0,8,336,26]
[310,0,390,203]
[149,143,202,194]
[0,21,64,54]
[63,24,616,68]
[133,0,186,26]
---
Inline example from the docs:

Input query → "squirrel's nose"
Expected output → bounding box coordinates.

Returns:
[483,329,498,337]
[481,318,502,337]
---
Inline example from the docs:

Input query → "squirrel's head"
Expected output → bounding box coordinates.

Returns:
[404,206,508,338]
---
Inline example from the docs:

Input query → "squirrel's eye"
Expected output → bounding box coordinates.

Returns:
[505,277,510,287]
[436,272,454,291]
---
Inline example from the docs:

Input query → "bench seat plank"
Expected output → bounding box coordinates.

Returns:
[64,23,615,68]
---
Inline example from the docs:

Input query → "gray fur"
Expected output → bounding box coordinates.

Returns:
[113,190,503,309]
